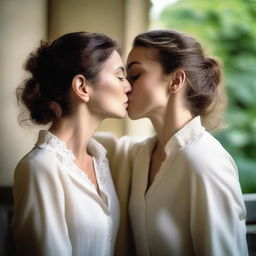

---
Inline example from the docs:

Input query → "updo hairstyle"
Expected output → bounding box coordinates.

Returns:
[16,32,119,125]
[133,30,226,129]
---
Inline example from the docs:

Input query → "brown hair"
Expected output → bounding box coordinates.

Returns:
[133,30,226,130]
[17,32,119,125]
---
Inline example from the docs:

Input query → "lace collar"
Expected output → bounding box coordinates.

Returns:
[35,130,107,161]
[35,130,75,161]
[35,130,109,199]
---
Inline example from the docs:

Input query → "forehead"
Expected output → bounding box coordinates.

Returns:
[103,50,123,70]
[127,47,159,69]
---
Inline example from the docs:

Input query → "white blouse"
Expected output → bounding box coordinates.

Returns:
[96,116,248,256]
[12,130,120,256]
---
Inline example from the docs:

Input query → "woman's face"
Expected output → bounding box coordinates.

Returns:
[89,50,131,119]
[126,46,170,120]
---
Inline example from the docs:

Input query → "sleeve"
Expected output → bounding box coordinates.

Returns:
[94,132,138,185]
[188,152,248,256]
[12,152,72,256]
[94,132,139,256]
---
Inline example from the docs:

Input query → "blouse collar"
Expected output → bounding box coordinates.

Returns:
[35,130,107,162]
[35,130,111,211]
[164,116,205,156]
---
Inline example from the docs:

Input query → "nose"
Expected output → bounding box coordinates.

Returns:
[124,79,132,94]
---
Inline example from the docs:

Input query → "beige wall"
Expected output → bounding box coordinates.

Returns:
[48,0,153,138]
[0,0,151,186]
[123,0,154,137]
[0,0,48,186]
[48,0,127,137]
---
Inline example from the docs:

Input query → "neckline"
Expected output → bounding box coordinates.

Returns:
[36,130,76,161]
[35,130,109,201]
[144,116,205,197]
[164,116,204,155]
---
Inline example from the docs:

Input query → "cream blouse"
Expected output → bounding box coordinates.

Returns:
[12,130,120,256]
[96,116,248,256]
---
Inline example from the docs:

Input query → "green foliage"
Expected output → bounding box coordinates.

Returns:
[151,0,256,193]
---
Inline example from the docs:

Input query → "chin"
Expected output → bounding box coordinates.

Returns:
[127,111,141,120]
[117,113,127,119]
[127,105,140,120]
[110,110,127,119]
[128,105,149,120]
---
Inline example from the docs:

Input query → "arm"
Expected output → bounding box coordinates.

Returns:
[12,152,72,256]
[94,132,140,256]
[94,132,139,184]
[189,154,248,256]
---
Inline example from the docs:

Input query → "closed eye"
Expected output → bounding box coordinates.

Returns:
[118,77,125,81]
[127,74,140,83]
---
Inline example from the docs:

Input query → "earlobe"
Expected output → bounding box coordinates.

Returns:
[71,74,90,102]
[168,70,186,93]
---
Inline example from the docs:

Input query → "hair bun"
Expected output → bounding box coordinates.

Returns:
[17,32,119,126]
[18,77,61,125]
[30,100,62,124]
[25,41,52,80]
[204,57,221,87]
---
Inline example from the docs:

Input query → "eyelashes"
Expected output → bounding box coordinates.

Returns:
[127,74,140,83]
[118,77,125,81]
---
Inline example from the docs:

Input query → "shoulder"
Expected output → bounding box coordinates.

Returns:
[181,132,246,217]
[94,132,149,157]
[133,135,156,153]
[180,131,238,179]
[15,147,61,180]
[94,131,141,147]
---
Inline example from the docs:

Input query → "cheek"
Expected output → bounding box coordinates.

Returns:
[132,75,159,101]
[128,80,154,116]
[89,75,127,118]
[128,75,167,117]
[94,79,126,115]
[97,78,121,101]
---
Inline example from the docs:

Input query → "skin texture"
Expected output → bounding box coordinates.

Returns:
[126,46,193,187]
[88,50,131,120]
[126,47,170,121]
[49,50,131,190]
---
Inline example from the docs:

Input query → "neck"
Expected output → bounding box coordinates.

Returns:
[49,107,102,161]
[149,95,193,152]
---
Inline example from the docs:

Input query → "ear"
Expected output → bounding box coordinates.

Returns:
[168,70,186,94]
[71,74,91,102]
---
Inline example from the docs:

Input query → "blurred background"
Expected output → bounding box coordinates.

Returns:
[0,0,255,193]
[150,0,256,193]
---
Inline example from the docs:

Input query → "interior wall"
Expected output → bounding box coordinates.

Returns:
[48,0,153,138]
[123,0,154,138]
[0,0,151,186]
[48,0,127,137]
[0,0,48,186]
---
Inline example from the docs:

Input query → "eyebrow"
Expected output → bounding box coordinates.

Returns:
[127,61,141,70]
[115,66,125,73]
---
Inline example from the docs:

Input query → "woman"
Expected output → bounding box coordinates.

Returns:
[12,31,131,256]
[97,30,248,256]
